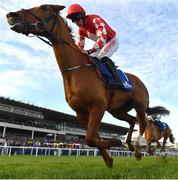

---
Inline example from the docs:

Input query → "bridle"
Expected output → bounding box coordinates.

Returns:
[20,7,93,73]
[20,7,80,49]
[20,7,62,46]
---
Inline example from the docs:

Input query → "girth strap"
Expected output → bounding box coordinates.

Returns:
[61,64,92,74]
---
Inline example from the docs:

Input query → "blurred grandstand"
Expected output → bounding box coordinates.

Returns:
[0,96,129,149]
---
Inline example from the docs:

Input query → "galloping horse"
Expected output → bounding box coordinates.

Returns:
[145,113,175,155]
[6,4,167,167]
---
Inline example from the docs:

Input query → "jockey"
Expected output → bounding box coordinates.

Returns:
[66,4,123,87]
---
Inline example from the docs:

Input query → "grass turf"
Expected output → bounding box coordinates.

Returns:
[0,155,178,179]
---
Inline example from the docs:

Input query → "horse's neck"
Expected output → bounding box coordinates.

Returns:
[145,118,151,127]
[146,119,155,131]
[52,16,87,73]
[53,43,84,72]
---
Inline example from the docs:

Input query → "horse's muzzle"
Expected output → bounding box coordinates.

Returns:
[6,12,26,34]
[10,23,26,34]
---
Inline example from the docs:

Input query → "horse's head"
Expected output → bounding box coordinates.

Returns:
[145,116,154,128]
[6,4,65,37]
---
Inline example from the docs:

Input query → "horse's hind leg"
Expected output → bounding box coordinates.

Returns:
[76,112,113,168]
[169,133,175,143]
[112,112,136,151]
[160,136,168,153]
[135,106,147,160]
[156,141,161,148]
[146,142,154,155]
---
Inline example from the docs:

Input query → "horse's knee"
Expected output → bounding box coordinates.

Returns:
[85,138,95,147]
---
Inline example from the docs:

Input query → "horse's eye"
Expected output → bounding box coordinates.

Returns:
[40,5,48,11]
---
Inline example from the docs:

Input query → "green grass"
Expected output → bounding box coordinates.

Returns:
[0,155,178,179]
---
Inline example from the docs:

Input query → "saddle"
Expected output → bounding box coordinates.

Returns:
[90,57,133,91]
[153,121,169,132]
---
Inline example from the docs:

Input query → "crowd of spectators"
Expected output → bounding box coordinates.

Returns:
[0,131,86,149]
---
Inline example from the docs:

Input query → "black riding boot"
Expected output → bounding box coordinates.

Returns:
[101,56,124,87]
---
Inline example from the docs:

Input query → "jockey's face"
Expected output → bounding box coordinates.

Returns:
[73,18,84,27]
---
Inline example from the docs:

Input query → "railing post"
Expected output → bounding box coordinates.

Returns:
[69,149,71,156]
[36,148,38,156]
[31,147,33,155]
[94,149,97,156]
[58,148,61,156]
[22,147,24,155]
[8,147,11,156]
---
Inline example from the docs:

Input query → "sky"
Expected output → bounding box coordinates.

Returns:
[0,0,178,141]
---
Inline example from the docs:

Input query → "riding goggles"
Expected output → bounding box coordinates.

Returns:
[71,14,83,22]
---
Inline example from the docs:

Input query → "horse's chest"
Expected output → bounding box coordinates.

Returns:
[68,99,89,112]
[66,93,89,112]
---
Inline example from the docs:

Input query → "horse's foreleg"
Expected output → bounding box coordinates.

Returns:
[85,105,105,147]
[86,105,122,149]
[76,112,113,168]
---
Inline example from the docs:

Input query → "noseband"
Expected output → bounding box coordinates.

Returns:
[21,8,59,46]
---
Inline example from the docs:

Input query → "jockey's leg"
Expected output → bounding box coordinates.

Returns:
[101,56,124,87]
[96,36,123,87]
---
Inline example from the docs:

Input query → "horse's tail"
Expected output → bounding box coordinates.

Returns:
[146,106,170,116]
[169,133,175,144]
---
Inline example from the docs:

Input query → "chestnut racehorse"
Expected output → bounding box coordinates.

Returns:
[145,113,175,155]
[6,4,168,167]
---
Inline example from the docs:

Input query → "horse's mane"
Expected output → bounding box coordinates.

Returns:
[61,16,74,39]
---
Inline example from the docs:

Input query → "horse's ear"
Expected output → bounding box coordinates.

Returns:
[54,5,65,12]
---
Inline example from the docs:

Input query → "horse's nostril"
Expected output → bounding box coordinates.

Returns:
[6,12,19,18]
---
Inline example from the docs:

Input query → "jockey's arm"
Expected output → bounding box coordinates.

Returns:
[89,18,107,53]
[76,34,85,49]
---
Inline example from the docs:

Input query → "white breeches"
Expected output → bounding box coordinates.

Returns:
[90,36,119,60]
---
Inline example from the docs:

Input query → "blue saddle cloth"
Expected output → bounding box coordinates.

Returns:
[154,121,169,131]
[91,57,133,91]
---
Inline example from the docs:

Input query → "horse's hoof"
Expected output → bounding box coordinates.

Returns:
[160,152,167,157]
[134,152,142,161]
[134,148,142,161]
[105,157,113,168]
[156,153,161,158]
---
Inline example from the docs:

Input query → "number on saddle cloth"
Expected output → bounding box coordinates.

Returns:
[90,57,133,91]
